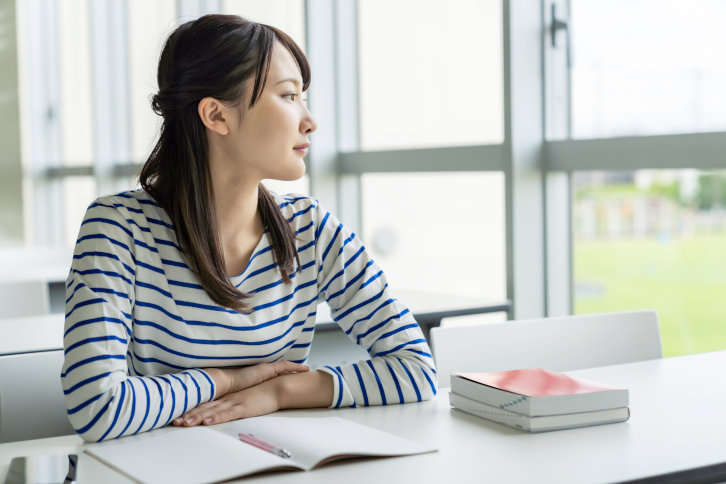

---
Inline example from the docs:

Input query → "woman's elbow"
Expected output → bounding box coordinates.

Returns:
[65,390,123,442]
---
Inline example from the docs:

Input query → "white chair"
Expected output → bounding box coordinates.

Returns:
[0,246,73,317]
[0,350,74,442]
[430,310,662,388]
[0,314,64,355]
[0,281,50,318]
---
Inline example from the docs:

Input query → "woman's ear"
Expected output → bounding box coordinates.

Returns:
[198,97,230,135]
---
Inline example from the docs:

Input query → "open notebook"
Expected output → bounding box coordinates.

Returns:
[85,416,436,483]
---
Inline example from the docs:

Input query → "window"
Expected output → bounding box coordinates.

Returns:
[352,0,508,308]
[570,0,726,139]
[573,169,726,356]
[20,1,725,355]
[357,0,503,150]
[362,172,506,301]
[548,0,726,357]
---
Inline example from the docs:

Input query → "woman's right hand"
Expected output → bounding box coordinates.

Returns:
[204,361,310,399]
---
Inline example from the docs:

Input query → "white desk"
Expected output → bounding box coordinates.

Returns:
[309,291,509,367]
[315,289,510,339]
[2,351,725,483]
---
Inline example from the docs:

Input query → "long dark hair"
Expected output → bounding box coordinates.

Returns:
[139,14,309,312]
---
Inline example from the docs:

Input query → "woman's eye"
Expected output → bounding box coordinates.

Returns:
[284,93,298,102]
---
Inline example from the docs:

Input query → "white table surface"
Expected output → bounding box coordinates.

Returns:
[2,350,725,483]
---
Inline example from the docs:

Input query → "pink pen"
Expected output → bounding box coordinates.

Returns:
[238,433,292,458]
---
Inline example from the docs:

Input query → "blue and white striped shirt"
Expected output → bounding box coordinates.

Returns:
[61,189,437,442]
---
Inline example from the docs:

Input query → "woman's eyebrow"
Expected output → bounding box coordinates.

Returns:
[275,78,302,87]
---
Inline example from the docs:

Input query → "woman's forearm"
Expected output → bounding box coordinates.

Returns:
[204,368,232,397]
[277,370,334,409]
[204,361,311,399]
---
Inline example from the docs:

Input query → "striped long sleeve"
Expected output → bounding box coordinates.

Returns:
[313,207,437,407]
[61,189,435,442]
[62,199,216,442]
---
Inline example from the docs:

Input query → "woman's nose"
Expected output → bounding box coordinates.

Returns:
[301,107,317,134]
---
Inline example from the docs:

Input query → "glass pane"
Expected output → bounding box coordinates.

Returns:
[223,0,306,50]
[58,0,93,166]
[571,0,726,138]
[63,176,97,246]
[358,0,503,150]
[128,0,178,165]
[361,172,506,301]
[573,169,726,357]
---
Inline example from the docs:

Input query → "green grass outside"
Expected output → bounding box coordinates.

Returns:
[574,232,726,357]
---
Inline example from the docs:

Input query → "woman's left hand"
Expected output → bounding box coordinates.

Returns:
[173,377,282,427]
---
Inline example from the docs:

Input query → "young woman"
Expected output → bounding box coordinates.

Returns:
[61,14,436,442]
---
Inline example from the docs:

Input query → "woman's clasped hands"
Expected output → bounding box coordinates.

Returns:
[172,360,310,427]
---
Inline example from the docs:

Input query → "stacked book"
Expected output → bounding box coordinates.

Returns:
[449,368,630,433]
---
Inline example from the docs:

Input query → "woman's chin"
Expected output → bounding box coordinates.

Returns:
[276,162,307,181]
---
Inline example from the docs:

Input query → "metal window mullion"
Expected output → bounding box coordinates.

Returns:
[89,2,132,196]
[338,145,507,174]
[46,166,95,178]
[504,0,547,320]
[305,0,339,212]
[543,0,573,316]
[502,0,514,320]
[546,132,726,171]
[333,0,362,234]
[544,171,572,316]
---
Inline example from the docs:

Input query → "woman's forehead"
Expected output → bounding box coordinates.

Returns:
[268,42,303,86]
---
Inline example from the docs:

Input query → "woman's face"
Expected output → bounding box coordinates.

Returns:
[225,41,317,183]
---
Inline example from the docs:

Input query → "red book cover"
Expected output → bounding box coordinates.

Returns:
[456,368,621,397]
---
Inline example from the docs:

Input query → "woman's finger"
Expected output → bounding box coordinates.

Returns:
[269,361,309,375]
[188,382,280,426]
[173,400,223,426]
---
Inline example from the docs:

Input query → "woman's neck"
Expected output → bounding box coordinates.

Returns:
[210,163,265,275]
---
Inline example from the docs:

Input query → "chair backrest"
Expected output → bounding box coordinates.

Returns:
[430,310,662,388]
[0,350,74,442]
[0,281,50,318]
[0,314,64,355]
